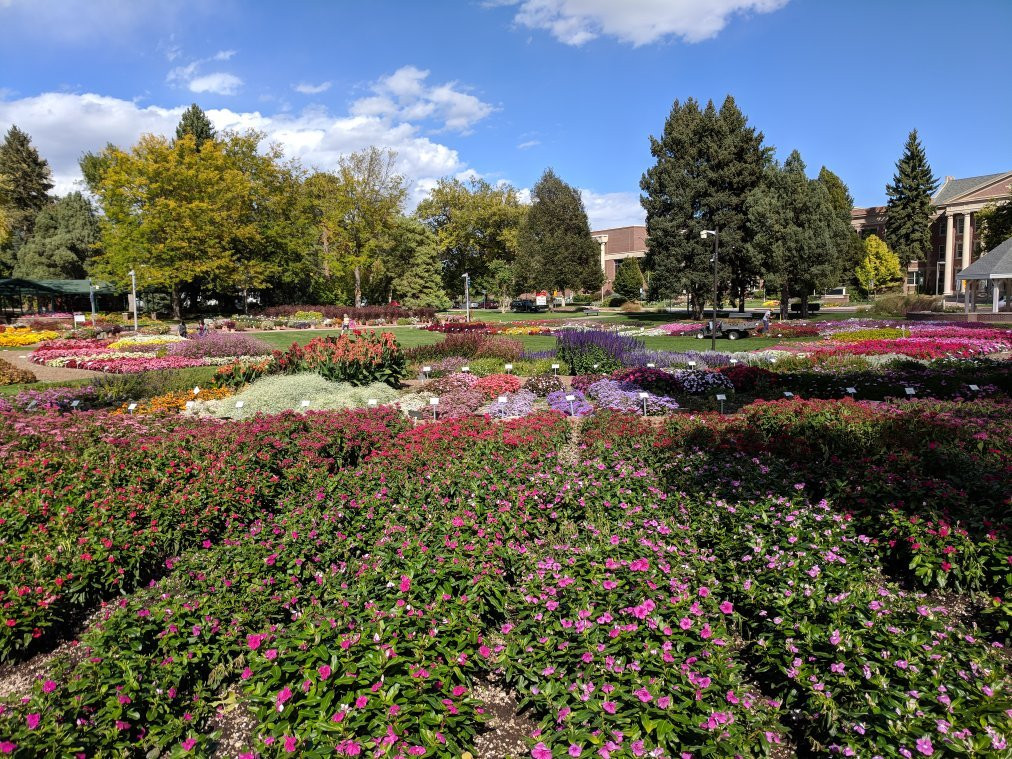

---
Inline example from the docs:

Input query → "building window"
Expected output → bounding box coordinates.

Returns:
[957,217,964,233]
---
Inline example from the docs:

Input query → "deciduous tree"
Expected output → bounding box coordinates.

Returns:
[415,177,526,293]
[855,234,902,295]
[479,259,517,313]
[976,199,1012,251]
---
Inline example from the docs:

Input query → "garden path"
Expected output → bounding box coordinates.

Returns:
[3,351,102,382]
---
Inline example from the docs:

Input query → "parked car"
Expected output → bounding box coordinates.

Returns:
[511,298,544,313]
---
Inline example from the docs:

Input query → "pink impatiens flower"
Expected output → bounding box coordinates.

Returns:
[25,713,40,730]
[568,745,582,757]
[633,687,652,702]
[399,575,411,592]
[276,686,293,711]
[318,664,332,680]
[602,701,617,714]
[181,738,197,751]
[719,601,734,614]
[531,742,552,759]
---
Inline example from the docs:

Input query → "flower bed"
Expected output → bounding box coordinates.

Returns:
[0,327,59,347]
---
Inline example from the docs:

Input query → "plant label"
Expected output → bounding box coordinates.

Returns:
[730,358,738,365]
[551,363,559,370]
[462,366,470,373]
[70,400,80,408]
[638,392,649,399]
[429,397,439,406]
[716,394,726,401]
[367,399,378,406]
[193,386,200,395]
[127,403,137,412]
[497,395,508,404]
[969,384,979,391]
[422,366,431,374]
[504,363,513,372]
[904,387,915,396]
[235,401,245,409]
[565,394,575,402]
[592,363,600,370]
[783,391,794,398]
[647,363,656,368]
[846,387,857,394]
[26,401,37,411]
[300,399,311,407]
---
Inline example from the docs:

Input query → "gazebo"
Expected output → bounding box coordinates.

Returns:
[0,278,119,318]
[955,236,1012,313]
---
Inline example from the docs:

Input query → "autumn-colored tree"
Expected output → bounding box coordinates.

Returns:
[855,234,902,295]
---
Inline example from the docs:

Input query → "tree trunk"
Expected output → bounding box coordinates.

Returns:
[172,283,182,320]
[780,283,789,321]
[800,290,810,318]
[354,266,362,308]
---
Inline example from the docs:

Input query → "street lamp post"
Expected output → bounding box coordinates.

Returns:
[701,228,719,352]
[462,273,470,323]
[128,268,139,332]
[88,279,97,328]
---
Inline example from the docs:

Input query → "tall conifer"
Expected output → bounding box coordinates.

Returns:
[0,125,53,273]
[885,130,937,265]
[175,104,217,148]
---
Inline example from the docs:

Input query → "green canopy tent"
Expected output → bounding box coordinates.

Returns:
[0,278,120,319]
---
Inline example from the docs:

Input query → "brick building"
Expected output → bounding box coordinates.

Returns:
[851,171,1012,295]
[591,225,647,294]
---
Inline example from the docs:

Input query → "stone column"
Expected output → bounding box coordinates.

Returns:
[961,212,973,281]
[995,281,1002,314]
[943,213,955,295]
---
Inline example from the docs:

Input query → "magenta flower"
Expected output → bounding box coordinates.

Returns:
[399,575,411,592]
[181,738,197,751]
[633,688,652,703]
[719,600,734,614]
[26,713,40,730]
[276,686,293,711]
[355,695,369,709]
[531,742,552,759]
[915,737,934,756]
[42,680,57,693]
[568,745,582,757]
[284,736,298,753]
[602,701,617,714]
[318,664,332,680]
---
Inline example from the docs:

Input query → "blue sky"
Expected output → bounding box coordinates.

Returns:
[1,0,1010,228]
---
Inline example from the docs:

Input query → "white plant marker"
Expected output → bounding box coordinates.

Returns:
[646,362,656,369]
[235,401,245,409]
[70,400,80,408]
[904,387,916,396]
[300,399,311,407]
[422,365,431,379]
[846,387,857,395]
[688,361,696,368]
[716,392,726,413]
[969,384,980,392]
[504,363,513,374]
[127,403,138,413]
[497,395,508,404]
[730,358,738,365]
[429,396,439,420]
[193,386,200,395]
[367,399,378,407]
[565,393,576,417]
[551,363,560,375]
[638,391,649,415]
[462,366,470,373]
[783,391,794,398]
[185,400,195,409]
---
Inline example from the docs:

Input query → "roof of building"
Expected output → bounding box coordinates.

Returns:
[933,172,1012,206]
[0,278,117,296]
[956,236,1012,281]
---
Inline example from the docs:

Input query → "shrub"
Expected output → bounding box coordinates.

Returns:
[473,336,524,360]
[586,379,680,414]
[256,304,436,323]
[619,301,643,312]
[425,372,478,396]
[484,389,537,419]
[292,310,324,323]
[465,358,560,377]
[607,295,627,307]
[205,374,401,419]
[869,293,943,315]
[557,329,643,375]
[718,364,780,392]
[523,374,563,396]
[609,367,680,396]
[139,324,171,335]
[0,358,35,385]
[405,333,487,360]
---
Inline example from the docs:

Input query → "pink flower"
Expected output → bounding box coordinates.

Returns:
[399,575,411,592]
[698,586,710,597]
[408,748,426,756]
[719,601,734,614]
[355,695,369,709]
[915,737,934,756]
[247,633,265,650]
[276,686,293,711]
[452,685,466,697]
[284,736,297,753]
[568,745,582,757]
[531,742,552,759]
[318,664,332,680]
[829,629,841,646]
[42,680,57,693]
[26,713,40,730]
[633,688,652,703]
[657,696,671,709]
[0,743,14,754]
[181,738,197,751]
[602,701,617,714]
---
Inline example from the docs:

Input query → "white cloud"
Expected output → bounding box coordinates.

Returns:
[294,81,332,95]
[166,51,242,95]
[579,189,644,230]
[517,139,540,150]
[350,65,495,134]
[0,91,466,207]
[505,0,788,46]
[188,73,243,96]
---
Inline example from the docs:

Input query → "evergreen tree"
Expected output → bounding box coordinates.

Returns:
[13,193,100,279]
[612,257,644,300]
[394,237,452,310]
[0,125,53,274]
[175,104,216,148]
[515,168,602,300]
[818,166,865,284]
[748,151,843,318]
[640,96,770,317]
[885,130,938,265]
[854,234,902,295]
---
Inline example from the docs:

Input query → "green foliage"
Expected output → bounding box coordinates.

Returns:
[515,168,602,297]
[611,257,644,300]
[12,192,100,279]
[748,150,847,318]
[867,293,943,315]
[885,129,938,265]
[976,199,1012,251]
[640,96,770,315]
[855,234,902,295]
[205,374,400,418]
[0,125,54,274]
[478,259,517,313]
[415,176,526,294]
[391,219,452,310]
[174,103,216,148]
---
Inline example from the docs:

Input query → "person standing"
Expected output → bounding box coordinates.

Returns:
[762,311,771,335]
[197,319,208,337]
[177,320,188,338]
[341,314,350,333]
